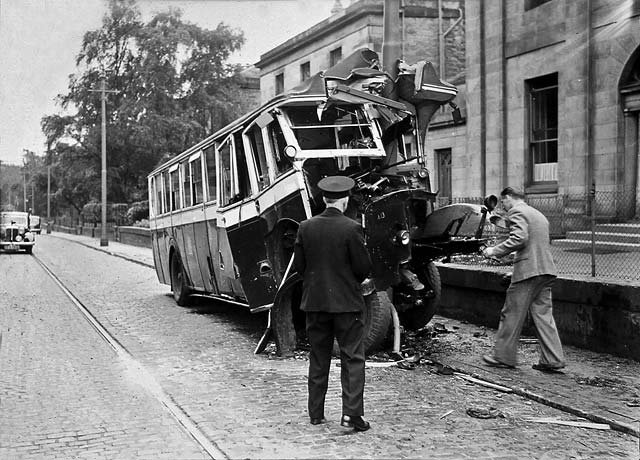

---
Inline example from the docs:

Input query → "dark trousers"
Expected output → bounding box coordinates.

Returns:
[306,311,365,419]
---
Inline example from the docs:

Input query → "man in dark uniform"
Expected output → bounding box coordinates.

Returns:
[294,175,372,432]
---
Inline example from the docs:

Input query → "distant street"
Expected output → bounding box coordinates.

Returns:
[0,235,637,459]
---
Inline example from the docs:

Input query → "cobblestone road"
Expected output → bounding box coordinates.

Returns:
[0,253,208,459]
[1,234,638,459]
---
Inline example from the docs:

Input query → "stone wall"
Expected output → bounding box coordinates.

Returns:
[437,264,640,361]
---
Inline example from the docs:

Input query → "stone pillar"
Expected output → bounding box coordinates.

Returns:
[624,112,639,217]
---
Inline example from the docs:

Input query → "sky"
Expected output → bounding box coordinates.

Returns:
[0,0,337,165]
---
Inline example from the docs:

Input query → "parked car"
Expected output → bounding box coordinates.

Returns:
[0,211,36,254]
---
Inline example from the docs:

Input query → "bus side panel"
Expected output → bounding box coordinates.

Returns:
[205,218,221,295]
[181,220,205,290]
[193,220,215,294]
[150,229,166,284]
[217,226,245,299]
[151,216,172,285]
[227,215,277,308]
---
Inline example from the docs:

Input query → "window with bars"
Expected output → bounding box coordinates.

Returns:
[527,73,558,184]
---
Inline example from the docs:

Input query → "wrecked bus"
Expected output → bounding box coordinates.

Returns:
[147,48,488,356]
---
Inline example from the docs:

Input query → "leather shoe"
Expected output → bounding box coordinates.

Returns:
[482,354,515,368]
[532,363,565,373]
[341,415,370,432]
[310,417,326,425]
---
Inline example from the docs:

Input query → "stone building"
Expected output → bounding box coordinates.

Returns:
[466,0,640,220]
[254,0,466,203]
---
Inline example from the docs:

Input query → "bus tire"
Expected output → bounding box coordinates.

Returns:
[25,246,33,254]
[363,291,393,354]
[170,253,191,306]
[398,262,441,331]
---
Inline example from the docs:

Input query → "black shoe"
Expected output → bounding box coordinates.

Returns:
[310,417,326,425]
[341,415,370,432]
[532,363,565,373]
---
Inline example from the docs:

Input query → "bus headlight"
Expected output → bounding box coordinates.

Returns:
[394,230,410,246]
[284,145,298,159]
[15,235,23,242]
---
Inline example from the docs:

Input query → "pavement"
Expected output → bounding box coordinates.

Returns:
[48,231,640,441]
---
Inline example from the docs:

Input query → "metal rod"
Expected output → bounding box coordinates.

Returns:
[590,181,596,277]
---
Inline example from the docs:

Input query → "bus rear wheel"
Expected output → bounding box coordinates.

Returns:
[170,253,191,306]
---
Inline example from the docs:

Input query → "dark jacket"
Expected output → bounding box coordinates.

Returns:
[294,207,372,312]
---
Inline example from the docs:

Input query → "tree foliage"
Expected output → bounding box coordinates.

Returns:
[42,0,246,214]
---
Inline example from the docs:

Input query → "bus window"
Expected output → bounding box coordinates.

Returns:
[268,121,292,177]
[245,124,271,190]
[163,172,171,212]
[154,174,164,215]
[204,145,217,204]
[181,162,191,207]
[170,167,182,211]
[189,155,203,205]
[234,132,251,199]
[219,139,234,206]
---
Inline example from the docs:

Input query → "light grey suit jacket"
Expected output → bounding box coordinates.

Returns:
[491,201,557,282]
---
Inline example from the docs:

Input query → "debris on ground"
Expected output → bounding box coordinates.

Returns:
[439,409,454,419]
[434,363,455,375]
[466,406,504,419]
[519,338,538,344]
[575,376,625,388]
[455,373,513,393]
[626,398,640,407]
[525,418,611,430]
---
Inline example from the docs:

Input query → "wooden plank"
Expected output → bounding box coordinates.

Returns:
[526,418,611,430]
[454,373,513,393]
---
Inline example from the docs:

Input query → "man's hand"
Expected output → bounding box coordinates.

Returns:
[482,246,495,258]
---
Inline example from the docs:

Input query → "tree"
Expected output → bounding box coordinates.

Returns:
[42,0,246,213]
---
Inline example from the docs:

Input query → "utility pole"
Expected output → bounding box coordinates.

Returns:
[88,76,119,247]
[23,161,27,212]
[47,164,51,232]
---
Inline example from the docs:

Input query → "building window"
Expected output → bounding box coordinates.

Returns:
[275,72,284,95]
[329,47,342,67]
[300,61,310,82]
[524,0,552,11]
[527,73,558,184]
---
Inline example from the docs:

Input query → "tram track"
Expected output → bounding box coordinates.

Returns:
[33,253,229,460]
[36,235,640,442]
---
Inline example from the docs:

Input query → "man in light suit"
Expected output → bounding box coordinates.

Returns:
[294,175,373,431]
[481,187,565,372]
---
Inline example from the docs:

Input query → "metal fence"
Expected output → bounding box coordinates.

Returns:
[437,191,640,283]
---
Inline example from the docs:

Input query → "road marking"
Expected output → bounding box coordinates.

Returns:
[34,255,228,460]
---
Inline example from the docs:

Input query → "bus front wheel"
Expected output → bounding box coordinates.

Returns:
[170,253,191,306]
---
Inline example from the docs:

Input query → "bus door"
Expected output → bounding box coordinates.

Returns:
[253,114,310,279]
[217,130,278,308]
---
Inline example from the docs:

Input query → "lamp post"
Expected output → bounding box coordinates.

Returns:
[23,160,27,212]
[89,76,119,247]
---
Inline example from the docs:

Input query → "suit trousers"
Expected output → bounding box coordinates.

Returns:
[493,274,565,367]
[306,311,365,419]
